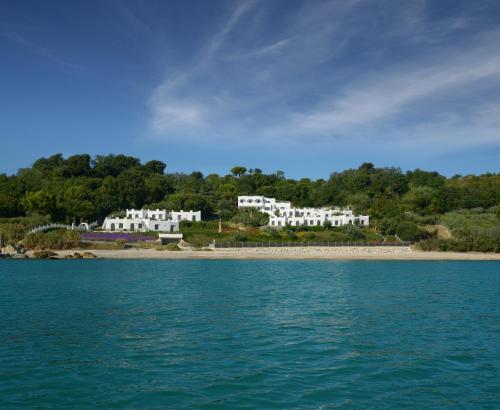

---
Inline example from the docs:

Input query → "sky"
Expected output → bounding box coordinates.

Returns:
[1,0,500,178]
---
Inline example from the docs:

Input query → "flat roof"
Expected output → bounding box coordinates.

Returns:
[158,233,183,238]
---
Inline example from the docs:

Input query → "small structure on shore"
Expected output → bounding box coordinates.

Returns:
[237,196,369,228]
[102,208,201,233]
[159,233,184,244]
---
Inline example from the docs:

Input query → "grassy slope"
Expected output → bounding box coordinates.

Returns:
[180,221,385,247]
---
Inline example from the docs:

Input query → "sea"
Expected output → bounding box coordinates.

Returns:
[0,260,499,409]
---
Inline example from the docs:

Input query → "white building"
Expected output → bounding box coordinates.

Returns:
[237,196,291,215]
[237,196,369,228]
[170,210,201,222]
[102,208,201,232]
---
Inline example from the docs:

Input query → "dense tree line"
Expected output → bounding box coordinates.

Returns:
[0,154,498,225]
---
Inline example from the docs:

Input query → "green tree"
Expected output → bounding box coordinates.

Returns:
[231,166,247,177]
[22,190,56,218]
[143,160,166,174]
[60,184,95,221]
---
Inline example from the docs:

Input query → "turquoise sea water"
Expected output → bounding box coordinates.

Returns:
[0,260,499,409]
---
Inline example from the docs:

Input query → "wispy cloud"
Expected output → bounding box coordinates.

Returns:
[225,39,290,60]
[205,0,258,58]
[146,0,500,154]
[1,30,79,70]
[149,0,259,136]
[277,37,500,138]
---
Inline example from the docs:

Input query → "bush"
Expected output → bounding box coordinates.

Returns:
[0,223,26,245]
[340,224,366,240]
[394,221,418,241]
[24,229,80,250]
[166,243,181,251]
[231,209,269,227]
[188,234,210,248]
[417,238,499,253]
[115,238,127,249]
[416,239,440,251]
[268,228,280,238]
[234,232,247,242]
[405,213,440,225]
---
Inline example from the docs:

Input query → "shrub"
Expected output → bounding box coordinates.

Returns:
[416,239,440,251]
[340,224,366,240]
[0,223,26,245]
[108,210,125,218]
[188,234,210,248]
[268,228,280,238]
[24,229,80,250]
[231,209,269,227]
[234,232,247,242]
[166,243,181,251]
[115,238,127,249]
[417,238,499,253]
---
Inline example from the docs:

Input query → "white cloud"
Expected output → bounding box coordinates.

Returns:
[278,42,500,137]
[225,39,290,60]
[151,104,206,133]
[148,0,259,137]
[146,0,500,153]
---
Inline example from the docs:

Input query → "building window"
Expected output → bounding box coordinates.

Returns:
[170,225,174,232]
[335,221,338,226]
[192,216,196,221]
[155,224,159,230]
[317,221,320,226]
[119,223,123,229]
[138,223,142,229]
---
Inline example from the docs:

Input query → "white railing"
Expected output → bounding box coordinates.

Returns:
[28,221,98,234]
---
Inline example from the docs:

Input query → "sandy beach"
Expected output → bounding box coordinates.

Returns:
[30,246,500,260]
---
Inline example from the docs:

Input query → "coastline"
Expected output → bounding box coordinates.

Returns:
[23,246,500,260]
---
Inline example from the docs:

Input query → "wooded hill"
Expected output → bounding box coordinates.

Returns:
[0,154,498,251]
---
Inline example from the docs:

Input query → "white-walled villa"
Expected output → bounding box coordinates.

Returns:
[102,209,201,232]
[237,196,369,228]
[170,210,201,222]
[238,196,292,214]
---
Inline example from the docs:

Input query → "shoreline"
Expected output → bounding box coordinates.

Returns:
[21,246,500,260]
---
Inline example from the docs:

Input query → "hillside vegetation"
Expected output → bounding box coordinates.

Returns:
[0,154,498,251]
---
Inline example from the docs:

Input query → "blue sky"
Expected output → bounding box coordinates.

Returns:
[1,0,500,178]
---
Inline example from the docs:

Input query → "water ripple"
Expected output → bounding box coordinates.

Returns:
[0,260,499,409]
